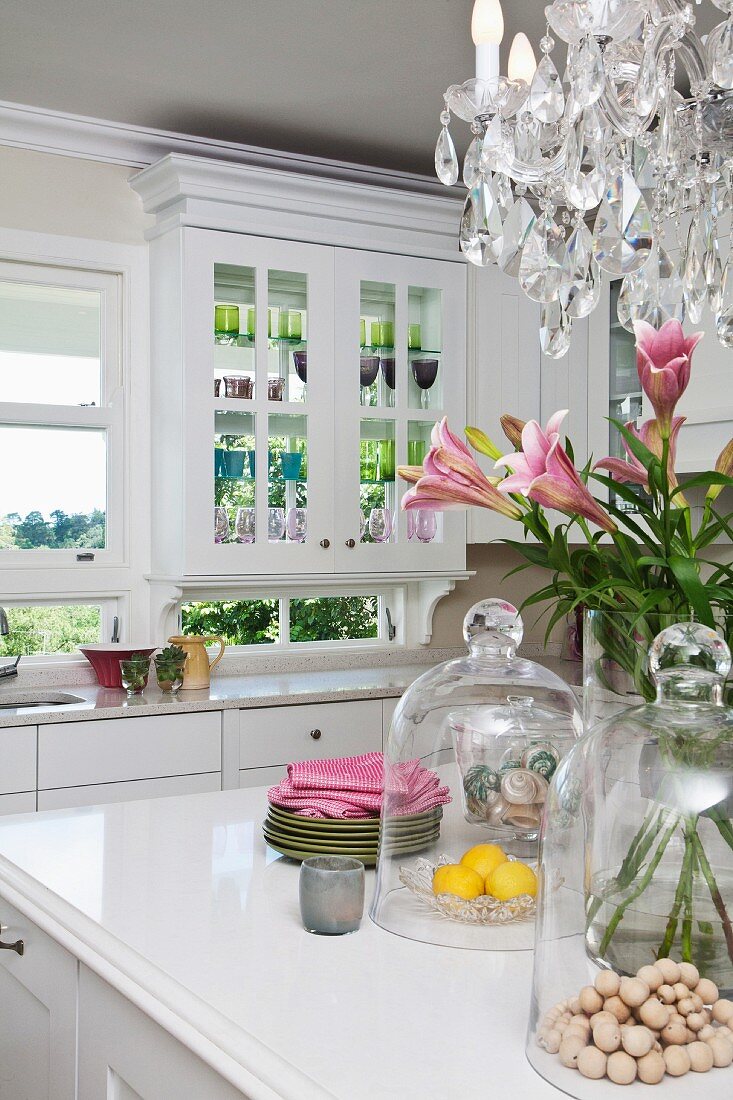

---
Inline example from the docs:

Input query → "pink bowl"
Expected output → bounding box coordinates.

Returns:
[80,644,157,689]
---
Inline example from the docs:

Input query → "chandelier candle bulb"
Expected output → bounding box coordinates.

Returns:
[471,0,503,81]
[507,32,536,84]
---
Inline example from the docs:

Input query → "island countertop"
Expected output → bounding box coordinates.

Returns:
[0,784,560,1099]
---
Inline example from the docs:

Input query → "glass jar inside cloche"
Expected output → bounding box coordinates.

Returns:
[370,598,582,950]
[528,622,733,1095]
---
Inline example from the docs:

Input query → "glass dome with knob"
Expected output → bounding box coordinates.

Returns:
[528,622,733,1095]
[370,597,582,950]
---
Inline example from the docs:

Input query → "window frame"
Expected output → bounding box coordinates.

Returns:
[0,596,122,666]
[177,587,399,654]
[0,258,124,566]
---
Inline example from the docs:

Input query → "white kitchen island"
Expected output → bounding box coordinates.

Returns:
[0,785,560,1100]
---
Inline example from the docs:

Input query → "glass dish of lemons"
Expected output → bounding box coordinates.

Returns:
[398,843,537,925]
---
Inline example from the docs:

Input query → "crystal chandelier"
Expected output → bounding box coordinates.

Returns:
[435,0,733,357]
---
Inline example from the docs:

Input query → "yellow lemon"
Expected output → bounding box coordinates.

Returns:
[459,843,507,881]
[486,861,537,901]
[432,864,484,901]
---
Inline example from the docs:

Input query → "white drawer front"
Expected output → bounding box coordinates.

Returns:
[38,772,221,811]
[0,726,36,795]
[39,712,221,790]
[239,765,286,789]
[0,792,35,816]
[239,699,382,769]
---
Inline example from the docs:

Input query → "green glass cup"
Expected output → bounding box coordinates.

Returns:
[377,439,395,482]
[408,324,422,349]
[360,318,366,347]
[378,321,394,348]
[214,304,239,345]
[246,307,256,336]
[279,310,302,340]
[370,321,381,347]
[408,439,426,467]
[360,440,377,482]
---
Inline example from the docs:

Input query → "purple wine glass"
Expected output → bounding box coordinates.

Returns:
[360,356,379,406]
[411,357,439,409]
[293,351,307,384]
[380,357,395,390]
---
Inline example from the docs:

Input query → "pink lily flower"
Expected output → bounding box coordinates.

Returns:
[495,411,616,532]
[634,319,703,435]
[494,411,568,495]
[707,436,733,501]
[401,417,522,520]
[594,416,685,493]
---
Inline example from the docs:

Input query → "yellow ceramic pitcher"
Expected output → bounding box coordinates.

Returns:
[168,635,225,690]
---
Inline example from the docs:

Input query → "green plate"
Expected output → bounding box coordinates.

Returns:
[265,814,440,844]
[263,825,439,855]
[268,805,442,832]
[264,831,440,864]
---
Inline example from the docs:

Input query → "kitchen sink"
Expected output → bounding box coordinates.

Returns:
[0,691,85,710]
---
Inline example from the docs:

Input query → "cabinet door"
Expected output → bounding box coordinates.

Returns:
[239,699,382,769]
[78,965,243,1100]
[0,726,36,796]
[0,898,77,1100]
[183,227,336,575]
[467,264,540,543]
[333,248,466,571]
[39,711,221,789]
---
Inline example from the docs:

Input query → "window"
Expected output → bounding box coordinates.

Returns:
[0,602,104,657]
[181,594,383,649]
[0,260,122,561]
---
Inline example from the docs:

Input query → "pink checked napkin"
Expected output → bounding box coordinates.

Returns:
[267,752,451,819]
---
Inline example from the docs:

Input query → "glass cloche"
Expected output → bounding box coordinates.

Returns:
[528,622,733,1096]
[370,598,583,950]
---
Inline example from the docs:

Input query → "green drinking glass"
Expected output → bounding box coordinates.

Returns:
[407,439,426,467]
[408,324,422,349]
[377,439,395,482]
[214,304,239,345]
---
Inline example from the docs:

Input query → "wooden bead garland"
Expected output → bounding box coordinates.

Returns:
[536,958,733,1086]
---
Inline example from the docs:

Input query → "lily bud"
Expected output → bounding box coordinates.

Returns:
[707,437,733,501]
[500,414,526,449]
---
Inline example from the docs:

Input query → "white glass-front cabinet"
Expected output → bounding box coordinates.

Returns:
[150,227,466,578]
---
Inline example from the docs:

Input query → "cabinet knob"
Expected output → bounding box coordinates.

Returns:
[345,539,356,548]
[310,728,322,740]
[0,932,24,956]
[319,539,330,549]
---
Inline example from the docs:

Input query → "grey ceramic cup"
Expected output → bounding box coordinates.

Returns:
[299,856,365,935]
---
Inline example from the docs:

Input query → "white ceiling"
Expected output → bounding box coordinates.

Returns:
[1,1,722,177]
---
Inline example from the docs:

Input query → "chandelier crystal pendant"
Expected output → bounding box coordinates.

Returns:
[434,0,733,356]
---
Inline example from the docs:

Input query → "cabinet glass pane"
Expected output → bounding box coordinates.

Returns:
[213,264,255,399]
[406,420,442,544]
[0,425,106,550]
[360,418,395,543]
[408,286,442,410]
[268,270,307,404]
[268,412,308,543]
[0,281,101,406]
[609,282,647,513]
[360,281,395,408]
[214,411,255,545]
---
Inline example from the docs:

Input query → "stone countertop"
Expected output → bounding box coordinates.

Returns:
[0,656,583,728]
[0,785,561,1100]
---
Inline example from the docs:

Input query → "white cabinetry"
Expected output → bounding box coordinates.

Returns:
[38,712,221,798]
[239,699,382,786]
[0,726,36,811]
[0,898,77,1100]
[77,966,242,1100]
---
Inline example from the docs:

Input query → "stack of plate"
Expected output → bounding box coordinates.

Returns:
[263,804,442,865]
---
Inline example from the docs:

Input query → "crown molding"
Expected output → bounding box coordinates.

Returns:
[0,98,454,198]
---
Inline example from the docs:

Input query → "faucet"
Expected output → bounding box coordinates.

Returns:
[0,608,19,680]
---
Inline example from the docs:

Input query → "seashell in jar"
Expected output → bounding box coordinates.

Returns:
[466,788,501,820]
[463,764,500,799]
[521,743,560,780]
[486,795,511,826]
[498,758,522,777]
[502,803,542,831]
[501,768,546,806]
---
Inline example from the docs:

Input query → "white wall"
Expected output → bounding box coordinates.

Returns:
[0,146,150,243]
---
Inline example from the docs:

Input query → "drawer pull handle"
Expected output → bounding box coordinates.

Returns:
[310,728,322,740]
[0,931,24,956]
[319,539,330,549]
[345,539,356,548]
